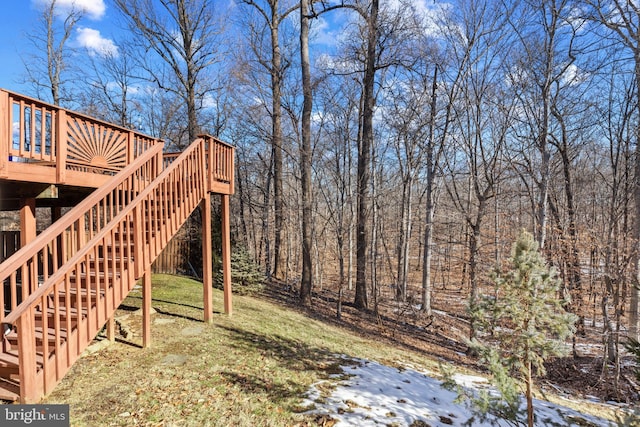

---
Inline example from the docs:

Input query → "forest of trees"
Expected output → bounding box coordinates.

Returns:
[20,0,640,384]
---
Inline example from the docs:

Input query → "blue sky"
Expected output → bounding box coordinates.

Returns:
[0,0,440,97]
[0,2,38,89]
[0,0,119,91]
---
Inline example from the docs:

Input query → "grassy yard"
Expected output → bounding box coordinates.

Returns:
[43,274,439,426]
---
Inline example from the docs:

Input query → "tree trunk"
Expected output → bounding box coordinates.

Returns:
[299,0,313,305]
[271,3,285,279]
[354,0,379,310]
[526,358,534,427]
[421,66,439,315]
[631,55,640,339]
[421,194,434,315]
[396,178,413,302]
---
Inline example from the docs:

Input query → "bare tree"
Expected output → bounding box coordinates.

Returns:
[79,42,141,128]
[586,0,640,340]
[239,0,299,280]
[441,0,513,341]
[419,4,472,314]
[299,0,313,304]
[23,0,84,106]
[349,0,378,310]
[592,62,635,375]
[314,77,360,315]
[114,0,224,147]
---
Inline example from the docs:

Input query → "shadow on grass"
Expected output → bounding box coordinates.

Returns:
[216,325,348,403]
[152,306,208,323]
[261,283,472,368]
[219,371,308,403]
[114,337,143,349]
[125,294,203,311]
[123,295,216,322]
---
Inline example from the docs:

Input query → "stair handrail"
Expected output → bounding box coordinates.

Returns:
[1,137,205,327]
[0,142,164,321]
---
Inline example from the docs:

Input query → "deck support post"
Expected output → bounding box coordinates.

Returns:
[20,198,36,247]
[221,194,232,315]
[142,268,152,348]
[201,196,213,323]
[106,317,115,342]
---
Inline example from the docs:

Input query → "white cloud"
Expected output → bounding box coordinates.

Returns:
[310,16,335,46]
[32,0,106,20]
[316,53,358,74]
[561,63,589,86]
[76,27,118,57]
[386,0,451,38]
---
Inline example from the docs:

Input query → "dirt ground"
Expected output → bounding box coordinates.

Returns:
[261,278,640,407]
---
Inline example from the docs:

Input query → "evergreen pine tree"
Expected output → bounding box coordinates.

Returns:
[466,230,577,426]
[215,246,264,295]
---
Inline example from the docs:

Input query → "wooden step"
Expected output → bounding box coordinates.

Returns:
[0,378,19,402]
[33,306,84,332]
[5,327,69,350]
[0,350,44,370]
[86,257,131,269]
[69,271,119,283]
[99,243,135,257]
[36,306,84,323]
[56,288,105,309]
[0,348,20,376]
[63,285,109,297]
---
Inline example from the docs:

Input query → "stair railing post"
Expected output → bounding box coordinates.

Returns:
[229,146,235,194]
[0,90,9,179]
[207,136,214,192]
[221,194,232,315]
[17,308,39,403]
[201,196,213,322]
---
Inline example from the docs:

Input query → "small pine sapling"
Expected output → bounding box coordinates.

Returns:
[465,230,577,426]
[216,246,264,295]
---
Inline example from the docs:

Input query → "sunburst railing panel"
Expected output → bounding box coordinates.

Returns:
[0,89,161,177]
[66,118,129,173]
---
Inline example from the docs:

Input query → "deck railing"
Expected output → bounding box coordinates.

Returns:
[0,89,161,180]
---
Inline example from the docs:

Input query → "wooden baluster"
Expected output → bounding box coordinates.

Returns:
[40,295,49,394]
[127,131,135,164]
[17,308,38,403]
[56,110,67,183]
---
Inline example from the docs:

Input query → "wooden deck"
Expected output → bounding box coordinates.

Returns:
[0,89,235,403]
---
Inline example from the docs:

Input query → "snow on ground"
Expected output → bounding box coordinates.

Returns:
[303,357,618,426]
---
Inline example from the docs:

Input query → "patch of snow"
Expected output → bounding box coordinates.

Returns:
[450,373,488,389]
[303,358,614,426]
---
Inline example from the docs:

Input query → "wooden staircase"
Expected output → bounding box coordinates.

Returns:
[0,96,235,402]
